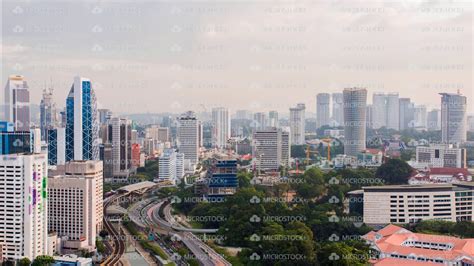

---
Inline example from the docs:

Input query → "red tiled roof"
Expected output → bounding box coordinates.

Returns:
[429,167,470,176]
[372,258,439,266]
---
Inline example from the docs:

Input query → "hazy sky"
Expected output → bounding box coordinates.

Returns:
[1,0,473,115]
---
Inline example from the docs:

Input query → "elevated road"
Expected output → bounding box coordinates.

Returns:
[101,195,125,266]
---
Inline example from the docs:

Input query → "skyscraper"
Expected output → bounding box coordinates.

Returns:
[48,161,103,251]
[157,149,184,184]
[0,153,49,260]
[252,128,290,171]
[268,111,279,128]
[386,93,400,130]
[399,98,415,131]
[47,127,66,165]
[331,93,344,127]
[211,107,230,149]
[343,88,367,156]
[253,112,267,130]
[65,76,100,161]
[40,88,58,141]
[289,103,305,145]
[316,93,331,128]
[414,105,428,130]
[109,117,132,182]
[427,109,441,131]
[440,92,467,144]
[4,75,30,131]
[177,111,200,166]
[372,93,387,129]
[468,115,474,132]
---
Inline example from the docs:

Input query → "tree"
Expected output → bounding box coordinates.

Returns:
[32,255,55,266]
[18,258,31,266]
[237,171,252,188]
[294,168,326,199]
[318,241,370,266]
[375,159,413,185]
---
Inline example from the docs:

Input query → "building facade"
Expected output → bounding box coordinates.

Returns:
[252,128,290,171]
[177,111,200,166]
[316,93,331,128]
[440,92,467,144]
[416,144,466,169]
[343,88,367,156]
[211,107,230,149]
[4,75,30,131]
[40,88,58,141]
[331,93,344,127]
[289,103,305,145]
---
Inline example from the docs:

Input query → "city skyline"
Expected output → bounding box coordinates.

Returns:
[1,1,472,114]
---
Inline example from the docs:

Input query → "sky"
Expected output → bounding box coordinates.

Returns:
[1,0,473,115]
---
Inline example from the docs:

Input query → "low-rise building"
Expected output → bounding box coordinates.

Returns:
[364,224,474,266]
[409,167,472,184]
[415,144,467,169]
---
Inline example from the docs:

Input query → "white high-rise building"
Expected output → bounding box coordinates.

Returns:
[157,149,184,184]
[316,93,331,128]
[371,93,399,130]
[343,88,367,156]
[253,112,267,130]
[268,111,279,128]
[289,103,305,145]
[427,109,441,131]
[253,128,290,171]
[4,75,30,131]
[109,117,132,182]
[211,107,230,149]
[0,153,49,260]
[414,105,428,130]
[48,161,103,252]
[177,111,200,166]
[372,93,387,129]
[399,98,415,131]
[331,93,344,127]
[386,93,400,131]
[40,88,58,141]
[440,93,467,144]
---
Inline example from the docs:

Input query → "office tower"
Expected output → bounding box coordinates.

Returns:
[59,110,67,127]
[316,93,331,128]
[289,103,305,145]
[440,92,467,144]
[131,129,138,144]
[366,105,374,129]
[416,144,466,168]
[131,143,141,168]
[468,115,474,132]
[40,88,58,141]
[331,93,344,127]
[235,110,252,120]
[101,143,114,179]
[413,105,427,130]
[372,93,387,129]
[47,127,66,165]
[253,112,267,130]
[211,107,230,149]
[0,122,32,155]
[343,88,367,156]
[157,149,184,184]
[98,108,112,125]
[427,109,441,131]
[268,111,279,128]
[177,111,200,166]
[48,161,103,251]
[145,126,169,143]
[386,93,400,130]
[158,127,169,142]
[208,159,238,197]
[0,153,48,260]
[4,75,30,131]
[109,117,132,182]
[65,76,99,161]
[252,128,290,171]
[399,98,415,131]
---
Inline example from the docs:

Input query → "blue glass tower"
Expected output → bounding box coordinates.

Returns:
[208,159,238,197]
[65,77,99,161]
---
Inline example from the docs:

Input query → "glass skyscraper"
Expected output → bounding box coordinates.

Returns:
[65,76,99,161]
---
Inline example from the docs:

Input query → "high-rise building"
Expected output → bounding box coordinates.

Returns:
[386,93,400,130]
[468,115,474,132]
[289,103,305,145]
[252,128,290,171]
[371,93,399,130]
[4,75,30,131]
[208,159,238,197]
[366,105,374,129]
[253,112,267,130]
[427,109,441,131]
[399,98,415,131]
[440,92,467,144]
[145,126,169,143]
[0,153,49,260]
[177,111,200,166]
[343,88,367,156]
[316,93,331,128]
[331,93,344,127]
[0,125,32,155]
[48,161,103,252]
[65,76,100,161]
[131,143,141,168]
[109,117,132,182]
[235,110,252,120]
[157,149,184,184]
[98,109,112,125]
[40,88,58,141]
[47,127,66,165]
[413,105,427,130]
[211,107,230,149]
[268,111,279,128]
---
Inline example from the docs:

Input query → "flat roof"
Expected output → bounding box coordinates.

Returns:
[118,181,157,193]
[363,182,474,193]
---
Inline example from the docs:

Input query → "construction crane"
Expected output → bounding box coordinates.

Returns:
[320,138,334,161]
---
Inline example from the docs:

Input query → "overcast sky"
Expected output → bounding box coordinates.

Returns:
[1,0,473,115]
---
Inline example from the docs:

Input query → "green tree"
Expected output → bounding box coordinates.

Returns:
[375,159,412,184]
[18,258,31,266]
[32,255,55,266]
[318,241,370,266]
[237,171,252,188]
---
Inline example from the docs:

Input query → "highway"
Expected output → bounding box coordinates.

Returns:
[147,199,232,266]
[101,194,125,266]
